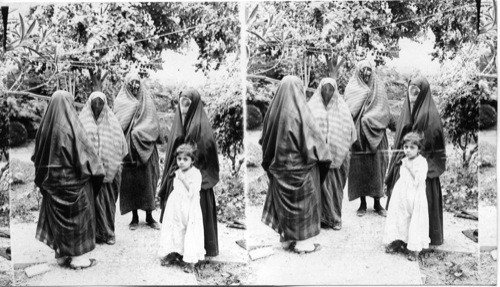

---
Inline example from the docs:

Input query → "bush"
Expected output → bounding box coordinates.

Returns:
[479,104,497,130]
[441,148,478,212]
[214,162,245,223]
[210,93,243,175]
[246,104,263,130]
[9,121,28,147]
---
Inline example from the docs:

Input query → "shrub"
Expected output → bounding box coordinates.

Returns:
[479,104,497,130]
[441,148,478,212]
[214,161,245,223]
[9,121,28,147]
[246,104,263,130]
[210,93,243,175]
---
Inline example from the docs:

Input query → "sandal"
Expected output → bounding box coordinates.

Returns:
[356,209,366,217]
[281,241,296,251]
[129,223,139,230]
[147,221,161,230]
[57,257,72,267]
[293,243,321,254]
[69,258,97,270]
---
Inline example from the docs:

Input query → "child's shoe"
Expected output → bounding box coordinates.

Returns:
[183,263,196,273]
[407,251,418,261]
[161,253,178,266]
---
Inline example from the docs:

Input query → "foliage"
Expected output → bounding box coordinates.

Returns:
[140,2,240,73]
[0,98,9,160]
[204,57,243,175]
[441,150,478,212]
[246,104,263,130]
[478,142,496,206]
[3,3,239,103]
[0,166,10,226]
[247,1,477,88]
[9,121,28,147]
[441,77,480,167]
[214,163,245,223]
[479,104,497,129]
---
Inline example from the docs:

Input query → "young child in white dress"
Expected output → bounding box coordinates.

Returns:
[158,143,205,273]
[383,132,429,261]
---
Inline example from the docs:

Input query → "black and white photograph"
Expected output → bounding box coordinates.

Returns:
[245,0,496,285]
[0,0,497,286]
[1,2,245,285]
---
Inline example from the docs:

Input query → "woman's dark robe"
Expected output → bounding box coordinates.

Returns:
[385,76,446,245]
[33,91,105,258]
[344,61,390,201]
[260,76,332,241]
[114,74,160,214]
[158,89,220,256]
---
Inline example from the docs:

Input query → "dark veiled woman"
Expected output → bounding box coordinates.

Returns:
[158,88,220,257]
[79,92,128,245]
[344,60,390,217]
[385,76,446,245]
[34,90,104,269]
[114,73,161,230]
[260,76,331,253]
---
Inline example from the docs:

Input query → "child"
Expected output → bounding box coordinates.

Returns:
[383,132,429,261]
[158,143,205,273]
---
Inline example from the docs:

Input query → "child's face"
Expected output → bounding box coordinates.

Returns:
[177,153,193,171]
[403,142,419,159]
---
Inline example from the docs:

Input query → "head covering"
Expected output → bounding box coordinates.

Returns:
[308,77,356,168]
[79,91,128,182]
[158,88,220,202]
[389,76,446,180]
[344,60,390,151]
[260,75,331,174]
[113,72,160,165]
[32,90,105,191]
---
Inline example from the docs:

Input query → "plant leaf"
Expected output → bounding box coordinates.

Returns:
[19,13,25,41]
[26,20,36,37]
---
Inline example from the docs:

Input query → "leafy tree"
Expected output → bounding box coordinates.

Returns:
[3,3,239,102]
[203,57,243,175]
[247,1,477,90]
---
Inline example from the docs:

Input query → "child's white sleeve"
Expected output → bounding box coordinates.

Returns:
[187,169,202,196]
[413,157,428,187]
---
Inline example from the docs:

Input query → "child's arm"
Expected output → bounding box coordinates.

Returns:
[405,157,428,187]
[178,169,202,196]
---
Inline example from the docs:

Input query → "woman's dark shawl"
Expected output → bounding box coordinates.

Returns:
[260,75,331,179]
[32,90,105,192]
[158,88,220,204]
[385,76,446,198]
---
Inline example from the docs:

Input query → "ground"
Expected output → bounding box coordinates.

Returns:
[246,128,487,285]
[9,141,249,286]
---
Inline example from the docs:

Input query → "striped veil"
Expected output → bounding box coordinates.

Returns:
[79,92,128,182]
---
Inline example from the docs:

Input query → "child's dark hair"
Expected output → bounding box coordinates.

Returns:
[403,132,423,149]
[175,143,197,161]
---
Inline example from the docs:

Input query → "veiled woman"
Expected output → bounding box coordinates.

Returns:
[308,78,356,230]
[385,76,446,245]
[79,92,128,245]
[344,60,390,217]
[114,73,161,230]
[261,76,331,253]
[158,88,220,257]
[34,91,104,269]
